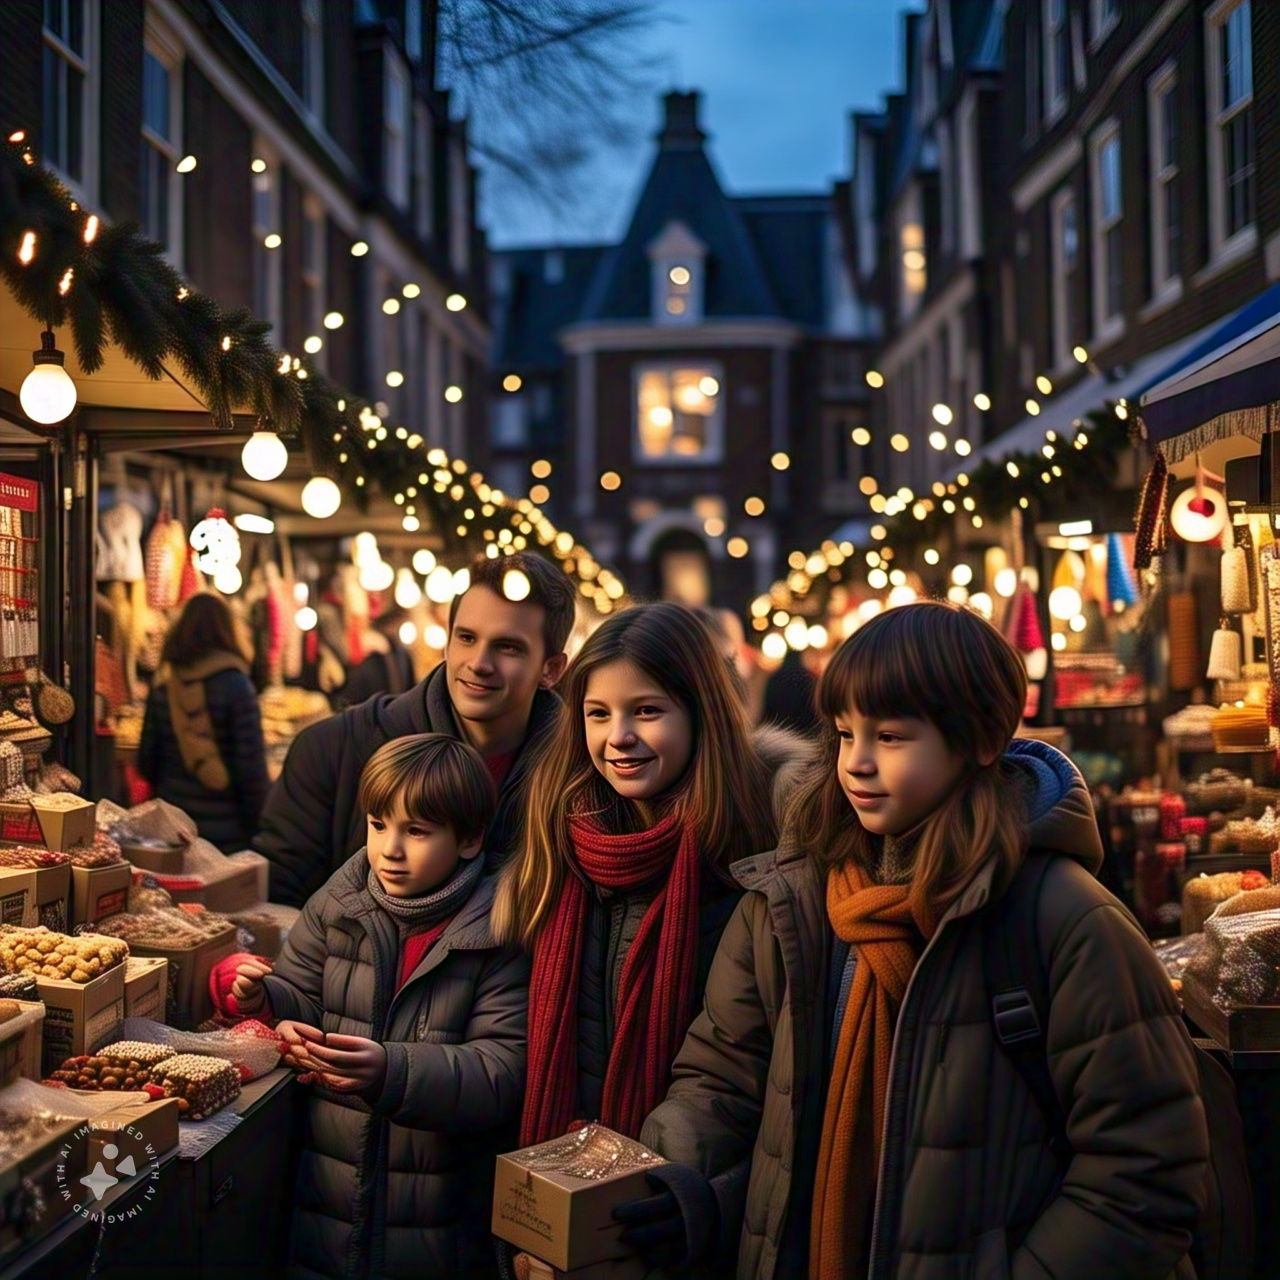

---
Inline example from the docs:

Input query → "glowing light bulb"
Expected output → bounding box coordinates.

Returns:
[301,476,341,519]
[412,548,437,575]
[503,569,531,601]
[240,430,288,481]
[295,606,318,631]
[19,332,76,424]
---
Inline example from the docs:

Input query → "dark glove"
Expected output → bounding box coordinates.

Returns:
[613,1165,716,1270]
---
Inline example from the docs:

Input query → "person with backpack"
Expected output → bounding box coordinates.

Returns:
[623,601,1213,1279]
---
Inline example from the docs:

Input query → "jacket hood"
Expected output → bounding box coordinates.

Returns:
[1005,738,1103,873]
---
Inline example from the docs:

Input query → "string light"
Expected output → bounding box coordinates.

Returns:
[1025,399,1040,415]
[382,298,400,315]
[402,282,421,298]
[503,374,522,392]
[1035,375,1053,395]
[303,335,323,354]
[84,214,98,243]
[446,294,467,311]
[323,311,344,329]
[973,392,991,411]
[386,371,404,387]
[17,231,35,263]
[351,240,369,256]
[890,434,909,452]
[865,370,884,388]
[263,233,282,249]
[176,155,197,173]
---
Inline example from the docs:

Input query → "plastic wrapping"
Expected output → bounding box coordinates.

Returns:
[1152,934,1209,983]
[119,1017,280,1082]
[516,1124,665,1181]
[1185,907,1280,1008]
[99,798,196,848]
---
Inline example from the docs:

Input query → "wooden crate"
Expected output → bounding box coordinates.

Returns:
[1182,973,1280,1053]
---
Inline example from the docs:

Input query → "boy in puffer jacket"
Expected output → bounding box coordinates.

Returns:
[232,733,529,1280]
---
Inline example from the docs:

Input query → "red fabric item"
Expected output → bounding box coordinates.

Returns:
[209,951,272,1020]
[1010,584,1045,654]
[398,919,451,991]
[521,813,700,1146]
[484,749,517,791]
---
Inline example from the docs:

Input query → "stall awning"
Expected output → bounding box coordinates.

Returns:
[955,319,1225,476]
[1138,281,1280,459]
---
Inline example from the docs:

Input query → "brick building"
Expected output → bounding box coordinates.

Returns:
[490,92,874,607]
[0,0,488,466]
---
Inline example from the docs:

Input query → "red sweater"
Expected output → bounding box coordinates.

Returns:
[398,920,451,991]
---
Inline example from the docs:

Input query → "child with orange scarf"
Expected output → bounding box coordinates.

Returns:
[492,603,779,1269]
[635,601,1210,1280]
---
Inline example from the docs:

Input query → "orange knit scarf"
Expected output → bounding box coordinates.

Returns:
[810,860,936,1280]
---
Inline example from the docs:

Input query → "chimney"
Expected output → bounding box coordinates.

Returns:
[658,91,706,150]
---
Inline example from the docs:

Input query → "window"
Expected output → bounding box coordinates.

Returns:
[1044,0,1068,122]
[301,196,326,358]
[493,394,528,448]
[251,151,282,332]
[140,48,180,250]
[42,0,98,196]
[1091,125,1123,335]
[412,102,433,241]
[1090,0,1119,44]
[822,408,866,507]
[647,222,705,324]
[635,363,724,463]
[1147,67,1180,294]
[898,214,926,321]
[1050,188,1078,368]
[1207,0,1254,254]
[405,0,423,61]
[300,0,324,122]
[448,135,470,274]
[383,52,409,209]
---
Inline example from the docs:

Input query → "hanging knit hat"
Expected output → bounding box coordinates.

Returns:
[1107,532,1139,607]
[1010,584,1045,654]
[1134,452,1170,570]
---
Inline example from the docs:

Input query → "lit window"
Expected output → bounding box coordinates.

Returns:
[383,53,409,210]
[1090,125,1122,334]
[1147,66,1180,294]
[899,218,926,319]
[1207,0,1254,253]
[648,221,705,325]
[1043,0,1068,121]
[635,364,724,462]
[140,46,180,250]
[301,0,324,120]
[43,0,99,196]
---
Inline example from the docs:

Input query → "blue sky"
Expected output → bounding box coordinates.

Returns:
[485,0,913,247]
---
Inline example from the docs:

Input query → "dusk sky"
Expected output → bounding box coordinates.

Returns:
[485,0,914,247]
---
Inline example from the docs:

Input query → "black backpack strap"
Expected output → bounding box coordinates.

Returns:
[981,852,1072,1165]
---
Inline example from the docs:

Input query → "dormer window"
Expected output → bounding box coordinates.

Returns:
[647,220,706,325]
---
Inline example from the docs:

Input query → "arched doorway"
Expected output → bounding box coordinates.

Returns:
[648,527,711,605]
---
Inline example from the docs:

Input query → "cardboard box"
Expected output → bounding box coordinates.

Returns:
[120,841,187,875]
[0,797,96,852]
[70,861,132,927]
[492,1128,667,1273]
[123,957,168,1023]
[86,1095,180,1171]
[125,923,239,1029]
[0,1111,84,1258]
[516,1258,652,1280]
[36,962,126,1076]
[0,1001,43,1087]
[160,861,260,914]
[0,862,71,931]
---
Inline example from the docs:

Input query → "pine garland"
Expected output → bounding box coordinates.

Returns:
[0,137,627,611]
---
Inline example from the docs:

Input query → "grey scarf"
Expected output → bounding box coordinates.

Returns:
[365,850,486,936]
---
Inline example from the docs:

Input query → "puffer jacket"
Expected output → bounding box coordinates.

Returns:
[136,658,269,852]
[254,663,561,906]
[641,740,1209,1280]
[262,852,529,1280]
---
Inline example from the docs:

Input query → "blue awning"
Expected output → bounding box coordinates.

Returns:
[1138,281,1280,455]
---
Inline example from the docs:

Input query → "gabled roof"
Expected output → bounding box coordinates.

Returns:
[734,194,831,328]
[578,92,781,322]
[491,246,610,369]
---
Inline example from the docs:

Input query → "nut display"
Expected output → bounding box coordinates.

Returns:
[62,831,123,868]
[0,927,128,982]
[149,1053,241,1119]
[48,1041,175,1092]
[96,907,232,949]
[0,846,69,868]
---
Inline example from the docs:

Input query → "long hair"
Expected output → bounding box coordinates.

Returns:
[789,601,1029,913]
[494,602,777,946]
[161,593,246,669]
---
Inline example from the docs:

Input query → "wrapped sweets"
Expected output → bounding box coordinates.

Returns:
[1183,870,1268,936]
[148,1054,240,1119]
[48,1041,174,1091]
[0,927,128,982]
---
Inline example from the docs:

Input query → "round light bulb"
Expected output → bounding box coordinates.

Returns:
[295,606,318,631]
[1169,484,1228,543]
[425,624,447,650]
[1048,585,1083,621]
[452,568,471,595]
[969,592,993,619]
[213,565,243,595]
[951,564,974,587]
[426,565,456,603]
[20,333,77,425]
[503,569,531,601]
[394,568,423,608]
[301,476,341,519]
[994,568,1018,598]
[398,620,418,646]
[241,430,288,481]
[761,632,787,661]
[887,585,918,609]
[412,548,437,575]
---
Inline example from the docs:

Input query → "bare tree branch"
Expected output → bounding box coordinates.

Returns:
[436,0,667,225]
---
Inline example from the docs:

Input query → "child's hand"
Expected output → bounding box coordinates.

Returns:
[302,1033,387,1094]
[230,959,272,1015]
[277,1020,327,1073]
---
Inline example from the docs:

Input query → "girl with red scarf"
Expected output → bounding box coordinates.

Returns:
[492,603,778,1261]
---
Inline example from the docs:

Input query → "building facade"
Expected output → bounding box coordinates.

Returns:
[491,92,874,607]
[0,0,489,466]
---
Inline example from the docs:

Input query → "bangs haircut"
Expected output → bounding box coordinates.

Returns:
[791,601,1029,914]
[357,733,496,848]
[494,601,778,946]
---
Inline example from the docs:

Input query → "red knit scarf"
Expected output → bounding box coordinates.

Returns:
[520,812,700,1146]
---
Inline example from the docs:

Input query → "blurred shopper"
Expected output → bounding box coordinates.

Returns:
[255,552,575,907]
[138,592,269,852]
[338,606,416,708]
[761,646,821,735]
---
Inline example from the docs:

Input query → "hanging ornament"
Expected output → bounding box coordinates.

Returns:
[1221,522,1255,615]
[1169,455,1227,543]
[301,476,341,519]
[189,508,241,575]
[241,423,289,482]
[1206,621,1243,682]
[1106,532,1139,608]
[1133,452,1169,570]
[19,330,77,425]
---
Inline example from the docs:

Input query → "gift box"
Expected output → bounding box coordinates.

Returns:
[0,797,96,852]
[70,861,132,927]
[492,1125,667,1273]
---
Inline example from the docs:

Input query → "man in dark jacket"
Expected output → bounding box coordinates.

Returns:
[254,553,575,906]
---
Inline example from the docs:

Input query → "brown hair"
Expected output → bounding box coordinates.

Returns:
[357,733,496,847]
[494,602,778,946]
[448,552,577,659]
[789,601,1029,913]
[161,593,247,669]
